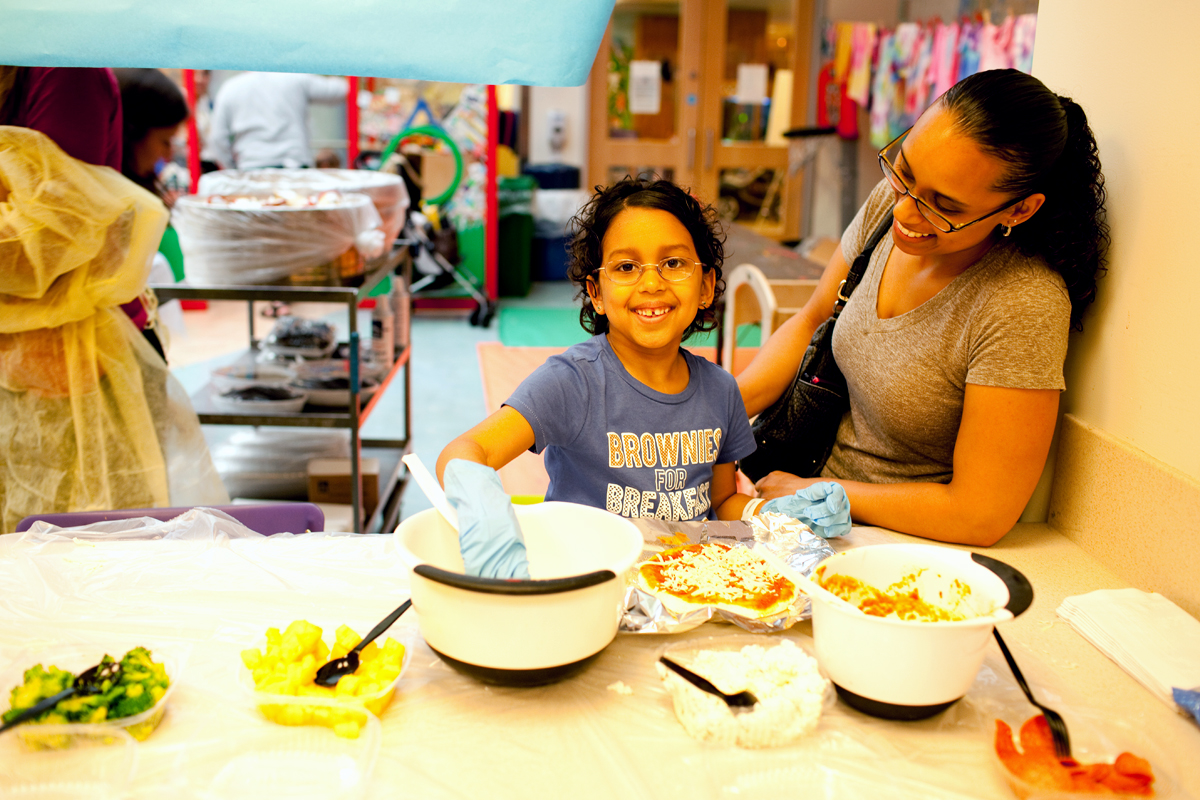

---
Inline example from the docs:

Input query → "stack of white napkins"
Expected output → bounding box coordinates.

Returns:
[1057,588,1200,710]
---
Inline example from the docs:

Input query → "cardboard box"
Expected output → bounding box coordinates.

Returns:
[308,458,380,520]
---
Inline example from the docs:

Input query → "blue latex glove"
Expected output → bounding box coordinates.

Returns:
[443,459,530,579]
[761,481,852,539]
[1174,687,1200,726]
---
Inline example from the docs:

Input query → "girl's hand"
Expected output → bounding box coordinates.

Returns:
[754,471,820,500]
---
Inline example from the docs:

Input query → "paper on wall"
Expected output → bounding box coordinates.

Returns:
[629,60,662,115]
[735,63,769,105]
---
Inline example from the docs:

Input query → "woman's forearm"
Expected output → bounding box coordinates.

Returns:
[755,472,1030,546]
[834,479,1020,546]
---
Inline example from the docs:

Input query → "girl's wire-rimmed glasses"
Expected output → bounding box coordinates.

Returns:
[878,128,1025,234]
[593,256,702,285]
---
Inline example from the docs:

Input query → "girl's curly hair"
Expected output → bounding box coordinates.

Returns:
[566,177,726,341]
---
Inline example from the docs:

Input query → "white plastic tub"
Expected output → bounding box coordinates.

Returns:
[393,502,643,685]
[799,544,1032,719]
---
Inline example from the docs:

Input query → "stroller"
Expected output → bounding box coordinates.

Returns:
[360,122,496,327]
[404,209,495,327]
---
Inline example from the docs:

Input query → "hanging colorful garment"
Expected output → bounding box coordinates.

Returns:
[978,16,1015,71]
[903,26,934,121]
[1011,14,1037,74]
[845,23,877,106]
[929,22,960,99]
[955,21,982,82]
[833,22,855,85]
[869,31,900,148]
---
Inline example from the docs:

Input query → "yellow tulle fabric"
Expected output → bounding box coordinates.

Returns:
[0,126,227,532]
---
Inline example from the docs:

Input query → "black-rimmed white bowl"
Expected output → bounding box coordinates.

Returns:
[799,544,1033,720]
[393,502,643,686]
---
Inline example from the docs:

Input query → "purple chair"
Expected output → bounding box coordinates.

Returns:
[15,503,325,535]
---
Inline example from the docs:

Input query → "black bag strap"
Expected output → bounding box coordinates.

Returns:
[831,208,893,318]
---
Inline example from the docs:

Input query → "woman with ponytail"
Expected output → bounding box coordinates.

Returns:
[738,69,1109,545]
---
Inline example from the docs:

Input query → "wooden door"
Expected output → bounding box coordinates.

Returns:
[588,0,814,242]
[696,0,814,241]
[587,0,705,192]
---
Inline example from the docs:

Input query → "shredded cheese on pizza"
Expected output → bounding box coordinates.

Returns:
[640,543,795,614]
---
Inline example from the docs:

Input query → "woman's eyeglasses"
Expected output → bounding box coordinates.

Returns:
[594,256,702,285]
[878,128,1023,234]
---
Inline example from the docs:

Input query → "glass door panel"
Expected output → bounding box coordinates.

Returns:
[699,0,807,239]
[589,0,703,189]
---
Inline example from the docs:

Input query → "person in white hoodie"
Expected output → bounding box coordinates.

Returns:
[208,71,348,170]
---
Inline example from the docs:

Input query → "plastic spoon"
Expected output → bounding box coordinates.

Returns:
[314,599,412,687]
[401,453,458,530]
[0,661,122,735]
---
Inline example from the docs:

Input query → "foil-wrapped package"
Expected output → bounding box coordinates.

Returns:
[620,513,835,634]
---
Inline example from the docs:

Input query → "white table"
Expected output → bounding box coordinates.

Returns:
[1,520,1196,799]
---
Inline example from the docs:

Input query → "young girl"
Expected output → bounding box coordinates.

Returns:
[437,177,759,523]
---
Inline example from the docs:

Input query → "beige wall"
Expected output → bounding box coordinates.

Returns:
[1033,0,1200,482]
[528,85,590,183]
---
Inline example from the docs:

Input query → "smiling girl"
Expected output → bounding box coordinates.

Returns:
[437,177,759,522]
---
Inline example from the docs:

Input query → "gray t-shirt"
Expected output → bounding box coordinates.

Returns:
[824,180,1071,485]
[506,335,757,521]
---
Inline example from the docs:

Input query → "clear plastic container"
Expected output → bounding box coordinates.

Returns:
[211,363,296,393]
[212,388,309,415]
[0,725,137,799]
[183,710,381,800]
[657,633,834,749]
[238,624,414,738]
[0,643,185,748]
[989,708,1178,799]
[290,360,382,407]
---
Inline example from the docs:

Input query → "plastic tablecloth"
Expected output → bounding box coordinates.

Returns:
[1,522,1195,800]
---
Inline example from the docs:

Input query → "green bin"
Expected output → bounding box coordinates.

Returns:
[498,176,536,297]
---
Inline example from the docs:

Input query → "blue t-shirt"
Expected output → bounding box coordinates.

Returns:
[505,335,756,521]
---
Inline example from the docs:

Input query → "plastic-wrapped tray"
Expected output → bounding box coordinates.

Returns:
[263,317,338,359]
[238,623,414,737]
[290,359,382,407]
[213,387,308,414]
[211,363,296,393]
[182,712,381,800]
[0,724,137,798]
[0,644,184,749]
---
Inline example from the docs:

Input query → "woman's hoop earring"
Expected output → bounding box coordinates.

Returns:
[1000,224,1013,237]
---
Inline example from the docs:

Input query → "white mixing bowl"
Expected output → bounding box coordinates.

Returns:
[801,544,1033,720]
[394,502,643,686]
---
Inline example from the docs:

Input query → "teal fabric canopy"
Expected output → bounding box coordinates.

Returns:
[0,0,614,86]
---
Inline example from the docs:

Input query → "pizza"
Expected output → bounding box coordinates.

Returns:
[637,542,798,619]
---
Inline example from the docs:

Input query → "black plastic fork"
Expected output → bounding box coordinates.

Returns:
[659,656,757,710]
[993,629,1072,759]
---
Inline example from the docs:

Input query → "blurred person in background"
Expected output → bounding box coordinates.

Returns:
[192,69,222,174]
[208,71,348,169]
[0,65,122,169]
[114,68,192,359]
[115,68,189,207]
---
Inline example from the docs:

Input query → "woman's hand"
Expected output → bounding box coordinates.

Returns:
[754,471,821,500]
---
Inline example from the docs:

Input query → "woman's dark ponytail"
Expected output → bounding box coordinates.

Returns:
[1011,95,1109,329]
[941,69,1109,329]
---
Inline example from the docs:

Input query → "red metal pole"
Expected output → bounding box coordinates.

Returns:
[183,69,200,193]
[347,76,360,168]
[486,84,498,300]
